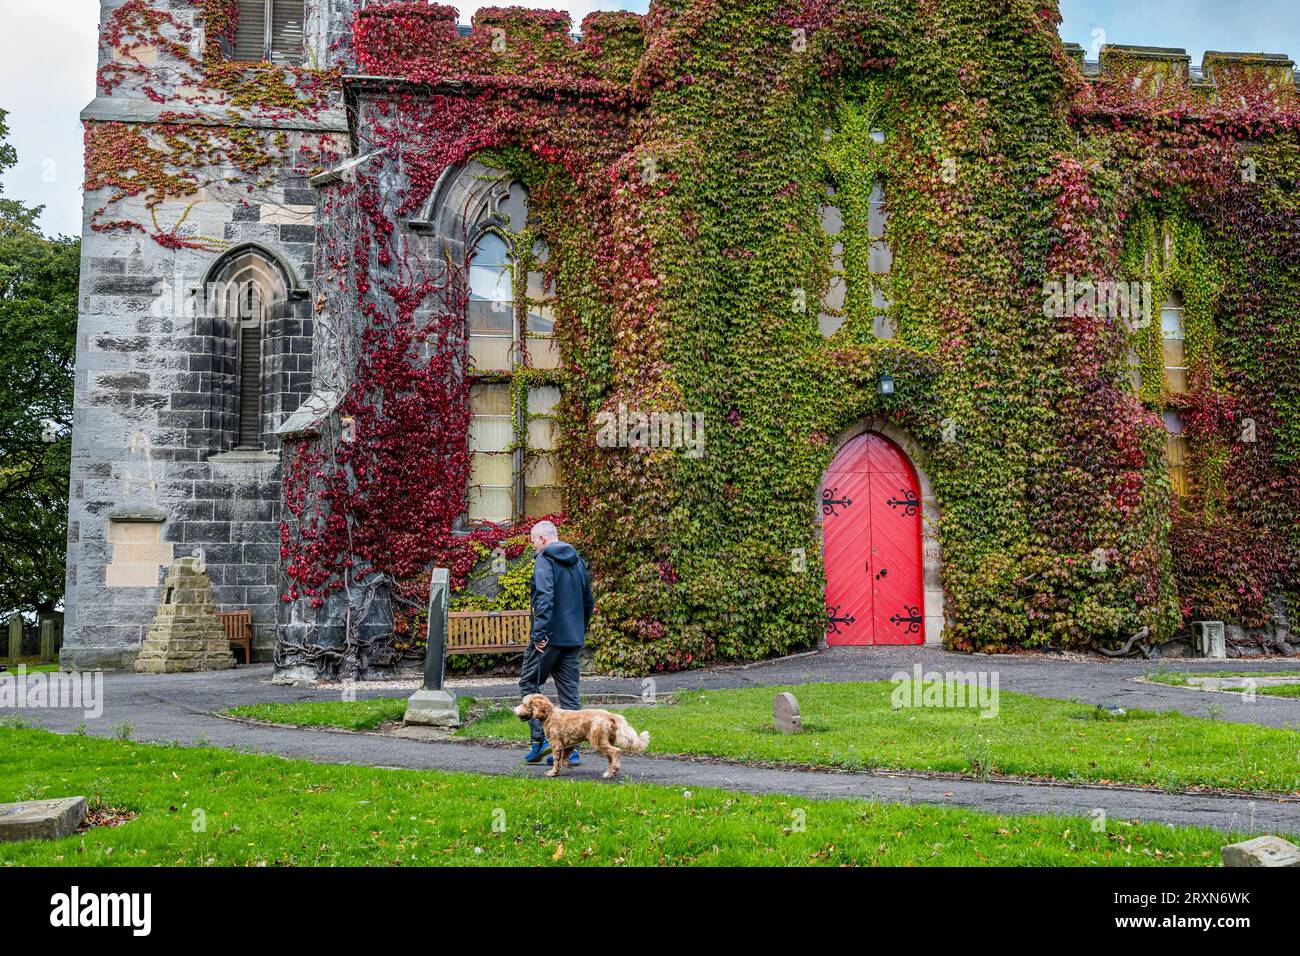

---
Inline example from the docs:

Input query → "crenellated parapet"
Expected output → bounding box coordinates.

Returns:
[351,3,646,89]
[1063,41,1298,114]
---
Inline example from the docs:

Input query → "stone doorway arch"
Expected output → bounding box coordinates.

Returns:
[817,420,944,645]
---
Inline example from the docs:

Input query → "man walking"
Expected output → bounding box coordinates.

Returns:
[520,520,594,767]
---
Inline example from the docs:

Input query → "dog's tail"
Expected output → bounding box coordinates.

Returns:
[611,714,650,753]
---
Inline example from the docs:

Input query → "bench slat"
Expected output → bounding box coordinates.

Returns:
[445,610,531,655]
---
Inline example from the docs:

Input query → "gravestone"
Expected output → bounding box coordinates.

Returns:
[0,797,87,842]
[773,692,802,734]
[5,617,20,663]
[404,568,459,727]
[134,557,236,673]
[1221,835,1300,867]
[39,620,57,665]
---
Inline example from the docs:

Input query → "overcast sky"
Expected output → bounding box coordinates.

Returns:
[1,0,1296,239]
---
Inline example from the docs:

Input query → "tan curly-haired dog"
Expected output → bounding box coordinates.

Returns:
[514,693,650,778]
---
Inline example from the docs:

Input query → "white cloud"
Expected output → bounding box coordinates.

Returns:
[0,0,100,238]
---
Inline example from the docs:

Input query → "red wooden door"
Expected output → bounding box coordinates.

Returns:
[822,433,924,646]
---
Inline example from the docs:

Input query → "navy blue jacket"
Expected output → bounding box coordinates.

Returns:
[529,542,594,648]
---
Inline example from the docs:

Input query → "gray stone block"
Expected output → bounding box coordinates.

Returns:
[404,688,460,727]
[0,797,87,843]
[773,692,802,734]
[1221,835,1300,867]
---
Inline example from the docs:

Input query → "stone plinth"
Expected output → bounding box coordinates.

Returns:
[1221,835,1300,867]
[0,797,87,842]
[403,688,460,727]
[134,558,236,673]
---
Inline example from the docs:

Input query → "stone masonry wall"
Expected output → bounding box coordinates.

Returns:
[62,0,353,669]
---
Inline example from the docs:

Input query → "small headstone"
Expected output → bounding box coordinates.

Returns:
[5,617,20,663]
[1221,835,1300,867]
[39,620,56,665]
[0,797,87,843]
[773,692,802,734]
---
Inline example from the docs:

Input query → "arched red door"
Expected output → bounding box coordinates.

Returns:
[822,432,924,646]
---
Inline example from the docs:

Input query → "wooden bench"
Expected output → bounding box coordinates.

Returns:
[217,609,253,665]
[447,610,531,655]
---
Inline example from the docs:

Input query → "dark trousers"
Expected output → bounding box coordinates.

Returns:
[519,643,581,742]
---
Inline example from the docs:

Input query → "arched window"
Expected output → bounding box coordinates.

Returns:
[203,248,288,450]
[818,124,893,340]
[1161,292,1187,393]
[463,182,563,525]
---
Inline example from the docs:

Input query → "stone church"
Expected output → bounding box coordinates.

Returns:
[64,0,1300,674]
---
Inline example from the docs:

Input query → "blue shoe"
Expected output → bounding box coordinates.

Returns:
[546,749,582,767]
[523,738,552,764]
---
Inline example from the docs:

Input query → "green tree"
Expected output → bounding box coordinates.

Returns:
[0,107,78,618]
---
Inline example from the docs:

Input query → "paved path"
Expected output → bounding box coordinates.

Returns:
[4,648,1299,835]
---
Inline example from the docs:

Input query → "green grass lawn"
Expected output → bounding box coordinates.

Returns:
[456,682,1300,794]
[226,695,474,731]
[1147,670,1300,687]
[0,660,60,674]
[0,726,1242,866]
[1145,670,1300,698]
[226,682,1300,794]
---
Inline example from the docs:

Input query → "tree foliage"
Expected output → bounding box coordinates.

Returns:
[0,107,78,616]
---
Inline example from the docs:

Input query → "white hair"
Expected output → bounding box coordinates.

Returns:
[530,520,558,542]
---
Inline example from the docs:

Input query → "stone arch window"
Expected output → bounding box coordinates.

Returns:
[456,176,562,525]
[818,125,893,340]
[1161,292,1188,394]
[202,246,291,451]
[227,1,305,65]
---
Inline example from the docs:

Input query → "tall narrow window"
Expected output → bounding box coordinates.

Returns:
[525,384,562,516]
[1161,293,1188,393]
[230,1,304,64]
[867,182,894,338]
[1126,345,1142,392]
[467,232,516,373]
[237,283,264,448]
[1164,410,1189,496]
[467,383,515,523]
[818,193,845,336]
[206,249,286,451]
[526,240,560,370]
[463,181,564,524]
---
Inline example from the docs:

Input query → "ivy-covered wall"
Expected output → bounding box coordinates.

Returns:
[71,0,1300,676]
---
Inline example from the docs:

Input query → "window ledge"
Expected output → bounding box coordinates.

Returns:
[209,449,279,465]
[107,505,168,523]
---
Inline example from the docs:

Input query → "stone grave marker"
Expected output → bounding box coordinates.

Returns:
[0,797,87,842]
[773,692,802,734]
[1221,835,1300,867]
[5,617,20,663]
[39,620,57,664]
